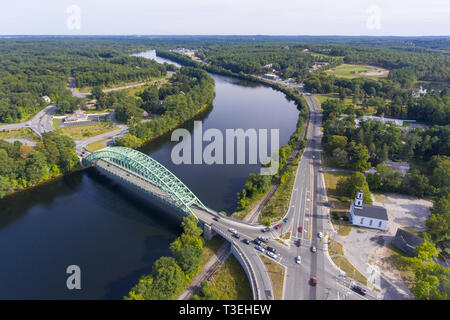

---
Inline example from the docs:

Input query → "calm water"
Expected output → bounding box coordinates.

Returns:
[0,51,299,299]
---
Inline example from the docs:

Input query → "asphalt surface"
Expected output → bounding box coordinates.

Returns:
[0,104,57,136]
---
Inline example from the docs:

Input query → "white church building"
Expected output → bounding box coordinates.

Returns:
[349,190,388,231]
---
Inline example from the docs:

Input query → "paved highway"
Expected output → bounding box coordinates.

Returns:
[0,104,57,136]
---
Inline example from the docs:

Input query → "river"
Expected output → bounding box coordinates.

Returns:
[0,51,299,299]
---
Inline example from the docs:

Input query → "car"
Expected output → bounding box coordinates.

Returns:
[213,217,220,221]
[232,233,240,239]
[254,238,262,245]
[310,277,317,286]
[318,232,324,239]
[255,245,265,253]
[296,239,301,247]
[242,238,250,245]
[261,227,270,233]
[267,251,276,259]
[351,285,367,296]
[295,256,301,264]
[311,246,317,253]
[283,217,289,223]
[257,236,269,243]
[298,226,303,233]
[266,246,276,253]
[228,228,237,234]
[274,224,282,230]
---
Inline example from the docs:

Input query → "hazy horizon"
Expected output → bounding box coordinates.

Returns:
[1,0,449,37]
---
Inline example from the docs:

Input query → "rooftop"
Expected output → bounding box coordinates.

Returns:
[353,204,388,220]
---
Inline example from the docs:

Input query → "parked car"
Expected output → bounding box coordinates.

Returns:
[242,238,250,245]
[351,285,367,296]
[267,251,276,259]
[283,217,289,223]
[318,232,324,239]
[311,246,317,253]
[310,276,317,286]
[266,246,276,253]
[228,228,237,234]
[232,233,241,239]
[274,224,282,230]
[261,227,270,233]
[298,226,303,233]
[254,239,262,246]
[255,245,265,253]
[295,256,301,264]
[257,236,269,243]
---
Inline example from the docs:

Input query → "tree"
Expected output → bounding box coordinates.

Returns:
[426,195,450,243]
[336,172,372,204]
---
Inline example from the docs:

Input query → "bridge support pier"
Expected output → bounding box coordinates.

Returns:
[203,224,216,241]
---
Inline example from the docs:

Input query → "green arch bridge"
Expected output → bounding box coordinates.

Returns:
[82,146,208,218]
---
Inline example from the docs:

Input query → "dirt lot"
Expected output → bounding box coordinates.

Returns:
[334,193,432,299]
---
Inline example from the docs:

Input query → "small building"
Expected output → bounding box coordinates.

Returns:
[65,109,89,123]
[392,228,424,256]
[42,96,51,103]
[263,73,278,81]
[349,190,388,231]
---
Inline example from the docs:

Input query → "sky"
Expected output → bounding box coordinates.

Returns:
[0,0,449,36]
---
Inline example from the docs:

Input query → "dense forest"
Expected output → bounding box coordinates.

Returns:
[116,67,215,148]
[0,133,79,198]
[0,38,166,123]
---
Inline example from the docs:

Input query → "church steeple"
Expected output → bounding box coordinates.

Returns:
[354,190,363,208]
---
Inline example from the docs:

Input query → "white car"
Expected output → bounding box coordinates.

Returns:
[318,232,324,239]
[295,256,301,264]
[267,251,276,259]
[255,245,265,253]
[228,228,237,234]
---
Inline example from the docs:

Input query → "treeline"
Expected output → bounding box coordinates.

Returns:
[116,67,215,148]
[125,215,204,300]
[0,133,79,198]
[0,38,165,123]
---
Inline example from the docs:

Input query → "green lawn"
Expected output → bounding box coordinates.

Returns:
[55,121,118,140]
[260,255,285,300]
[201,236,226,265]
[0,128,41,142]
[206,255,253,300]
[86,139,110,152]
[326,64,389,79]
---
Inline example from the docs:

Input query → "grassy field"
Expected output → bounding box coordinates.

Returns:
[313,93,378,115]
[55,121,118,140]
[260,255,285,300]
[326,64,389,79]
[206,255,253,300]
[86,139,110,152]
[0,128,41,142]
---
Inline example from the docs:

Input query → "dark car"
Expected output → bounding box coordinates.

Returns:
[213,217,220,221]
[242,238,250,245]
[232,233,241,239]
[296,239,301,247]
[351,285,366,296]
[274,224,282,230]
[310,277,317,286]
[254,239,262,245]
[261,227,270,233]
[266,246,276,253]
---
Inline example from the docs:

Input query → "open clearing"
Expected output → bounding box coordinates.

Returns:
[334,193,432,299]
[326,64,389,79]
[56,121,118,140]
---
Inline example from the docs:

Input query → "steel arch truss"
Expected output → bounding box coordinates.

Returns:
[83,146,207,218]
